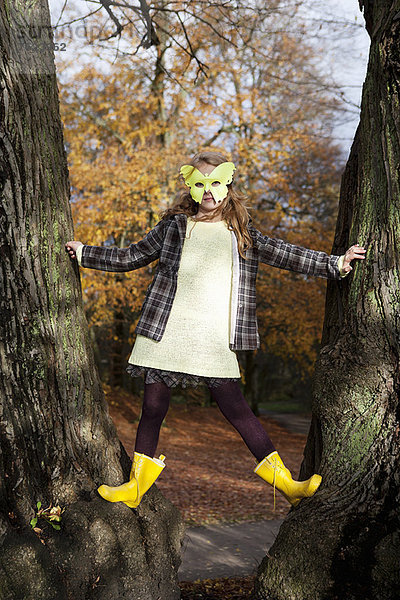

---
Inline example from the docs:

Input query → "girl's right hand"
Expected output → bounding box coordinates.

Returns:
[65,241,83,260]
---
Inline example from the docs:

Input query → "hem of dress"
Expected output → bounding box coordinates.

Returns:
[126,364,241,389]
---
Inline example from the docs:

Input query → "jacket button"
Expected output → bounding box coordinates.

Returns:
[239,304,243,308]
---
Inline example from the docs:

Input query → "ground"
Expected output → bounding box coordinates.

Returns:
[179,577,255,599]
[105,385,308,599]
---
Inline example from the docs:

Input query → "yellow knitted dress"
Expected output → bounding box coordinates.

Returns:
[127,217,240,383]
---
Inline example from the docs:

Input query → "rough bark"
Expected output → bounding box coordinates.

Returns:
[0,2,184,599]
[255,2,400,599]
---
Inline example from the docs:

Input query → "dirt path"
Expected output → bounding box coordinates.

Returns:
[178,519,283,581]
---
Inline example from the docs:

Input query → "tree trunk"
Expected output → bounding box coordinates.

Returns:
[110,307,126,388]
[0,3,183,599]
[255,3,400,599]
[243,350,260,416]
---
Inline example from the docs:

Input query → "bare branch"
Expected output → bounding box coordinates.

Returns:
[153,19,208,80]
[138,0,160,47]
[98,0,123,40]
[202,124,238,147]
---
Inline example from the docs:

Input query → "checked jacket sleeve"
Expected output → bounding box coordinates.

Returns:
[77,220,166,272]
[251,227,342,279]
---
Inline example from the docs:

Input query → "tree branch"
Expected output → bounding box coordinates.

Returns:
[98,0,123,40]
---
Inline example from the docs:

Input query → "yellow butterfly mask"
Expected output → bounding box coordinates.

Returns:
[180,162,236,204]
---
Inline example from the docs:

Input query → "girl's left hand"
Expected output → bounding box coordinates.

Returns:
[342,243,366,274]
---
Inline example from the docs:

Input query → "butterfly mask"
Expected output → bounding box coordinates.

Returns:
[179,162,236,204]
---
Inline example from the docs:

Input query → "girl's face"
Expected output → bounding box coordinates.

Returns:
[195,162,225,212]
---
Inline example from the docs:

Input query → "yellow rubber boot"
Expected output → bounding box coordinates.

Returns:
[254,451,321,507]
[97,452,166,508]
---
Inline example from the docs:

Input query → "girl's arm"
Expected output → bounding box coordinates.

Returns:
[251,228,365,280]
[65,220,166,272]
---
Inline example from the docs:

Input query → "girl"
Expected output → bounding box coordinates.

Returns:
[65,151,366,509]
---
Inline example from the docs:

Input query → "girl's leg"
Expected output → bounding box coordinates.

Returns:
[209,381,322,507]
[97,381,169,507]
[209,380,275,461]
[134,381,171,457]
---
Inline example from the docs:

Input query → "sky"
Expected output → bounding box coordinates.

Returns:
[303,0,370,154]
[48,0,370,157]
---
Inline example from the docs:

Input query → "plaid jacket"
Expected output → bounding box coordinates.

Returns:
[80,213,341,350]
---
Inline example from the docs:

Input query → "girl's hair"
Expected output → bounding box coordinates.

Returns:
[160,151,253,258]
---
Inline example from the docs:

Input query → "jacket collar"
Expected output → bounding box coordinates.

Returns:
[174,213,188,247]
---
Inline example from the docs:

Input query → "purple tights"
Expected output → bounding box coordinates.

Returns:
[134,381,275,461]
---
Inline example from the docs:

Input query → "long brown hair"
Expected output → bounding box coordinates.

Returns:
[160,151,253,258]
